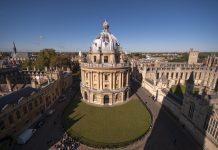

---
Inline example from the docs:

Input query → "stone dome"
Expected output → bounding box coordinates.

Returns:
[91,20,120,52]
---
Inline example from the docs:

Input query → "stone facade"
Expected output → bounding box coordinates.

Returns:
[188,48,199,65]
[137,51,218,149]
[139,62,218,91]
[0,69,72,140]
[80,21,130,105]
[180,73,218,150]
[206,54,218,67]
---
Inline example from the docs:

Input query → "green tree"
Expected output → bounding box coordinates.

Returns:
[21,60,33,70]
[35,48,57,70]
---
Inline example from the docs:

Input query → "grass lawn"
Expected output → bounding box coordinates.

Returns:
[63,95,151,148]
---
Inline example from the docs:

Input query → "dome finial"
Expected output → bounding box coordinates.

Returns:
[103,20,109,32]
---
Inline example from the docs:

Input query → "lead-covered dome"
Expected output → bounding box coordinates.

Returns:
[91,20,120,52]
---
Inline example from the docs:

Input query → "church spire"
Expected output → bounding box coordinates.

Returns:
[13,41,17,54]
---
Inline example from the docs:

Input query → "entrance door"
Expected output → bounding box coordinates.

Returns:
[104,95,109,104]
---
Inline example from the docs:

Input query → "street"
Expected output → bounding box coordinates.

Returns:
[13,80,80,150]
[132,81,202,150]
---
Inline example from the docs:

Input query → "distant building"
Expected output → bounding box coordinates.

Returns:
[137,50,218,149]
[206,54,218,67]
[80,21,130,105]
[188,48,199,64]
[10,42,34,64]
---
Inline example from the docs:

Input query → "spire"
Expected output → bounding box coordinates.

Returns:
[103,20,109,32]
[13,41,17,54]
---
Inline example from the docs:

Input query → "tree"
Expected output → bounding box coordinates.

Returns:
[34,48,57,70]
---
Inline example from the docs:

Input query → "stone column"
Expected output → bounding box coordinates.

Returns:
[89,72,92,88]
[98,72,100,89]
[110,73,113,89]
[91,71,93,89]
[113,73,115,89]
[100,73,102,90]
[119,72,122,88]
[121,72,124,88]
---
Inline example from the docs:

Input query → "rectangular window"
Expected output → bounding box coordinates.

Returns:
[16,111,21,119]
[23,106,27,114]
[28,103,33,111]
[0,121,5,130]
[105,75,108,81]
[35,100,38,107]
[8,115,14,124]
[104,56,108,63]
[94,56,96,62]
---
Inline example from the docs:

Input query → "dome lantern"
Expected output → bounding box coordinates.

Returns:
[103,20,109,32]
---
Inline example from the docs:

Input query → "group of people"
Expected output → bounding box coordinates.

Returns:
[55,133,80,150]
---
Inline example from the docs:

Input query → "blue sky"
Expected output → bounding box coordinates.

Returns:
[0,0,218,52]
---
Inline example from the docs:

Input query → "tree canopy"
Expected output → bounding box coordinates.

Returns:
[21,48,71,70]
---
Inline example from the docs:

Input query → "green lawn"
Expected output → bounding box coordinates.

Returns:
[63,96,151,148]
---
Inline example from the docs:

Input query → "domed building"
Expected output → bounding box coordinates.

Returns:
[80,21,130,105]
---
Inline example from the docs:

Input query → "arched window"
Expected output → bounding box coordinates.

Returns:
[84,91,88,100]
[104,95,109,104]
[115,94,118,102]
[94,56,97,62]
[93,94,96,102]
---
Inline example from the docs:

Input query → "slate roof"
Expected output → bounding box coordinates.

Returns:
[0,87,38,110]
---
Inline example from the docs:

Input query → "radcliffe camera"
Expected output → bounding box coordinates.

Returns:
[0,1,218,150]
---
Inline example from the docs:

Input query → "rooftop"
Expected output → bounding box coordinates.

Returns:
[0,87,38,111]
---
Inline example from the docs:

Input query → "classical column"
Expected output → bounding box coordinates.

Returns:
[110,73,113,89]
[89,72,92,88]
[90,71,93,89]
[98,72,100,89]
[121,72,124,88]
[113,72,115,89]
[119,72,122,88]
[102,72,104,89]
[100,72,102,90]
